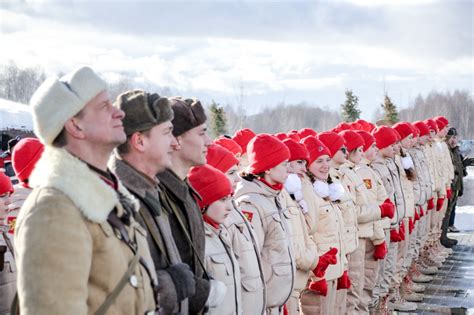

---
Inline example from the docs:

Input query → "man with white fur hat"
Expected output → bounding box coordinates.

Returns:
[14,66,159,314]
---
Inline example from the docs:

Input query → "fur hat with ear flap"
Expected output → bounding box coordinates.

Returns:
[115,89,173,136]
[188,164,232,210]
[232,128,256,154]
[0,171,13,195]
[168,97,207,137]
[206,144,239,174]
[339,130,364,152]
[214,136,242,156]
[30,66,108,145]
[12,138,44,183]
[317,132,345,158]
[247,134,290,175]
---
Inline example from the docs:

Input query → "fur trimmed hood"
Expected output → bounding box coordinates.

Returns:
[29,146,138,223]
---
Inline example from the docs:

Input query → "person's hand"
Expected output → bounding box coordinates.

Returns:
[308,279,328,296]
[374,242,388,260]
[312,248,338,277]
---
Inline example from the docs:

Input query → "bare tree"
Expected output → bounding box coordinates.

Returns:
[0,61,46,104]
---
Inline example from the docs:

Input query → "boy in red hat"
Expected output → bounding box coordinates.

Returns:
[0,171,15,314]
[234,134,295,315]
[206,144,266,315]
[188,165,240,315]
[298,136,346,315]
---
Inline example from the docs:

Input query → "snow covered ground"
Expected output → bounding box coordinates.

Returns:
[0,98,33,131]
[453,166,474,231]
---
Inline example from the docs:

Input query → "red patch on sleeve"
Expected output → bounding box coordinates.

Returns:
[363,179,372,190]
[242,211,254,223]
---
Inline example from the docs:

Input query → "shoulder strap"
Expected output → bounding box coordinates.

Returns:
[132,191,171,266]
[159,190,210,280]
[94,252,140,315]
[2,231,14,259]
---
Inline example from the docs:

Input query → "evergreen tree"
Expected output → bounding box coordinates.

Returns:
[340,89,361,122]
[209,100,228,138]
[381,94,399,124]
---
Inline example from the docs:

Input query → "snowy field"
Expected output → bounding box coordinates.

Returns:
[454,166,474,231]
[0,98,33,130]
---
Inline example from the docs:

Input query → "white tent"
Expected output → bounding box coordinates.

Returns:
[0,98,33,131]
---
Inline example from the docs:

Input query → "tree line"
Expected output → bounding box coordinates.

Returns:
[0,61,472,139]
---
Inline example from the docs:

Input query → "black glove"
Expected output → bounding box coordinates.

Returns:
[166,263,196,302]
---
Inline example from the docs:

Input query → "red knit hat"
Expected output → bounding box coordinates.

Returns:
[188,165,233,209]
[12,138,44,183]
[355,130,375,152]
[392,122,414,140]
[274,133,288,141]
[413,121,430,137]
[283,138,309,164]
[435,116,449,126]
[287,132,301,142]
[206,144,239,173]
[247,134,290,174]
[424,119,438,133]
[214,136,242,156]
[339,130,364,152]
[349,122,362,130]
[298,128,317,139]
[301,136,331,165]
[411,123,420,137]
[433,117,447,130]
[372,126,398,149]
[337,122,353,131]
[0,172,13,195]
[317,131,345,157]
[356,119,372,132]
[232,128,256,154]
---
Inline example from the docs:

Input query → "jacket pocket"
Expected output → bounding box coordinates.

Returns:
[241,276,263,292]
[209,254,232,282]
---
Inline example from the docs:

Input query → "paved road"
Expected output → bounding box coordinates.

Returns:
[398,232,474,314]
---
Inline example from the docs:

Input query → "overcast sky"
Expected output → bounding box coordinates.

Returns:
[1,0,472,118]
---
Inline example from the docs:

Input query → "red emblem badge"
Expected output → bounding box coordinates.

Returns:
[242,211,254,223]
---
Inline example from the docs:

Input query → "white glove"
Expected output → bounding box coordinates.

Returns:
[313,180,329,198]
[298,199,309,214]
[294,190,304,202]
[329,182,345,201]
[284,173,302,195]
[401,156,414,170]
[207,279,227,308]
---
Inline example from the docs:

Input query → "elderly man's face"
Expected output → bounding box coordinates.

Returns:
[75,91,126,148]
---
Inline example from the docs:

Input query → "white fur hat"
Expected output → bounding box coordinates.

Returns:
[30,66,107,145]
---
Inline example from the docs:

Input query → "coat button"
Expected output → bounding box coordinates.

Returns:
[130,275,138,288]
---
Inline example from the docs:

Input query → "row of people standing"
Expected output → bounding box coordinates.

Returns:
[0,65,463,315]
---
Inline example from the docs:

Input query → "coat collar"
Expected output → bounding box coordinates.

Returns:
[29,147,138,223]
[109,155,159,200]
[157,168,201,202]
